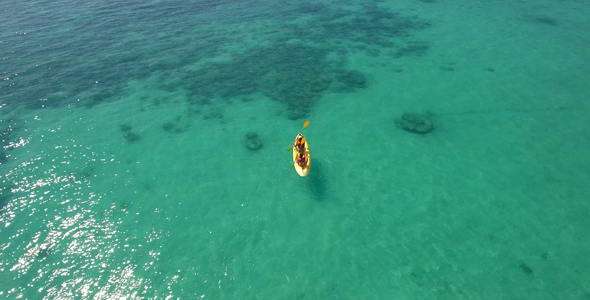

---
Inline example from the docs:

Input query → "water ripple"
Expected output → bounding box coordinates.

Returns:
[0,118,155,299]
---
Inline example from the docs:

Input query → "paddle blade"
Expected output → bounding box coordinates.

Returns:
[286,146,293,151]
[300,121,310,134]
[301,137,306,145]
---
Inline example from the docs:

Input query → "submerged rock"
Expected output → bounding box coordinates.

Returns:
[335,69,367,89]
[120,124,133,132]
[395,113,434,134]
[287,106,310,120]
[123,132,141,143]
[244,132,263,151]
[37,244,52,259]
[162,122,188,133]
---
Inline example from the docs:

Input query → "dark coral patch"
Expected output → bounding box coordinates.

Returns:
[519,262,533,275]
[244,132,264,151]
[393,42,429,58]
[37,244,53,259]
[123,132,141,143]
[162,122,188,133]
[287,105,311,121]
[532,16,558,26]
[176,5,430,120]
[0,152,8,165]
[334,70,367,90]
[395,113,434,134]
[162,122,176,132]
[4,0,431,113]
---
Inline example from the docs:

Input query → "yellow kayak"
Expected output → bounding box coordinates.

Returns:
[293,135,311,177]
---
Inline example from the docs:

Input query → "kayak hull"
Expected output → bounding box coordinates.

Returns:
[293,137,311,177]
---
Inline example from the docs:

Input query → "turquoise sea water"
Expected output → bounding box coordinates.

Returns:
[2,0,590,298]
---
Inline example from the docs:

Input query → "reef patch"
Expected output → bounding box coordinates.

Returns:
[395,113,434,134]
[244,132,264,151]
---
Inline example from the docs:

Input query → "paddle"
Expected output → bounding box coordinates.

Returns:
[286,121,310,151]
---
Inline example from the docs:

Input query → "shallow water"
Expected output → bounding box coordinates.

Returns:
[2,0,590,298]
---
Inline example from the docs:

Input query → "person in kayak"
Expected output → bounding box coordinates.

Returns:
[293,134,308,167]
